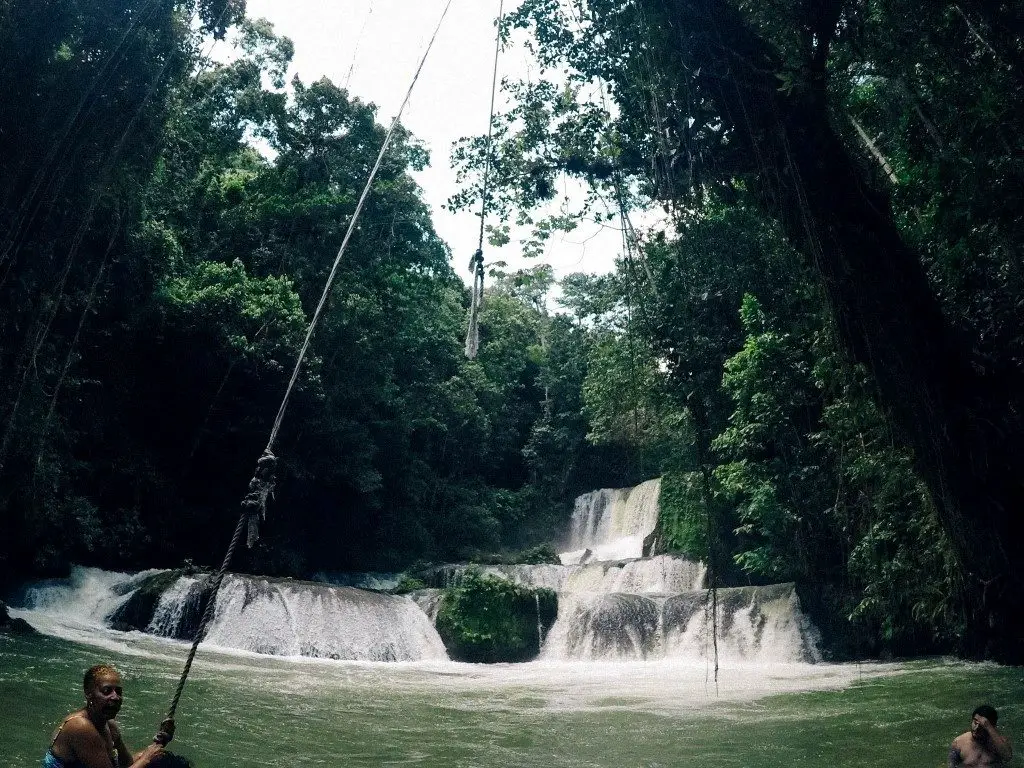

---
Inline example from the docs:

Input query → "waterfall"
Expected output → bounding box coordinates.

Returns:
[13,568,448,662]
[146,576,206,639]
[541,585,821,663]
[198,575,448,661]
[14,566,158,627]
[560,478,661,564]
[488,478,822,663]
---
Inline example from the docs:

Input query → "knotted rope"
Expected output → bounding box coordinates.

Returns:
[464,0,504,360]
[465,249,485,358]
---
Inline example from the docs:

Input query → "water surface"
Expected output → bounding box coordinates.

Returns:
[1,620,1020,767]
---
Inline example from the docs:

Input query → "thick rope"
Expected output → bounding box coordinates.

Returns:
[465,0,504,361]
[160,0,455,735]
[477,0,504,254]
[162,512,246,727]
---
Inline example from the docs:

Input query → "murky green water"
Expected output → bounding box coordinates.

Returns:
[1,629,1021,767]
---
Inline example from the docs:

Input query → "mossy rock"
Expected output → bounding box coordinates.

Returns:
[0,600,36,635]
[391,574,428,595]
[107,570,214,636]
[436,570,557,663]
[107,570,182,631]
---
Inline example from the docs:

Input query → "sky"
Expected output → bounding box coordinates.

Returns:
[241,0,623,285]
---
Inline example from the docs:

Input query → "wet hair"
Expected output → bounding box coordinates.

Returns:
[83,664,119,693]
[973,705,998,725]
[150,753,194,768]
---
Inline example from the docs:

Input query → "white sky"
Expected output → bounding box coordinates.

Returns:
[242,0,622,284]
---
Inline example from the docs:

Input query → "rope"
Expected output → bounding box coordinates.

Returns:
[465,248,485,358]
[160,0,456,733]
[162,512,246,726]
[465,0,504,360]
[478,0,504,254]
[343,1,374,91]
[265,0,455,450]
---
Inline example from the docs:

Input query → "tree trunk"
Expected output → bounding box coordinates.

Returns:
[653,0,1024,661]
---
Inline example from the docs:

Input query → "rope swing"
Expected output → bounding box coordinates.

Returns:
[159,0,456,736]
[465,0,504,360]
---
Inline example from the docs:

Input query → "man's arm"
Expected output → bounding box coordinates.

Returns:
[977,717,1013,763]
[948,741,963,768]
[988,728,1012,762]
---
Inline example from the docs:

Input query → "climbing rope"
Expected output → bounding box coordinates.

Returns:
[160,0,455,736]
[465,0,504,360]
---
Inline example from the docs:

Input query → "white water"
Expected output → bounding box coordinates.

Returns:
[543,585,821,663]
[12,567,447,662]
[448,554,705,594]
[560,478,661,564]
[146,575,202,637]
[538,478,820,663]
[15,566,158,627]
[201,575,448,661]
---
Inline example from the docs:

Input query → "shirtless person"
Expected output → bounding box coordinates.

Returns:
[949,705,1013,766]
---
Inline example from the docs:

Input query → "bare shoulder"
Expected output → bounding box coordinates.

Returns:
[56,715,104,748]
[952,732,971,748]
[61,715,97,737]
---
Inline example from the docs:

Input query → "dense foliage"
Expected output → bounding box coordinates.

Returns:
[0,1,635,587]
[435,570,557,663]
[1,0,1020,662]
[449,0,1022,659]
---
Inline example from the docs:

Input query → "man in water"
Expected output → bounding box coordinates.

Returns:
[949,705,1013,766]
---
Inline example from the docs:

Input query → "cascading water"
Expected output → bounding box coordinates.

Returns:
[10,478,821,666]
[560,478,662,564]
[199,575,447,661]
[541,584,821,663]
[12,567,447,662]
[15,566,158,627]
[425,478,822,664]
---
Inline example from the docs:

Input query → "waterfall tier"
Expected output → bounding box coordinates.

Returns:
[15,566,447,662]
[560,478,661,564]
[425,554,705,595]
[200,575,447,660]
[540,584,821,663]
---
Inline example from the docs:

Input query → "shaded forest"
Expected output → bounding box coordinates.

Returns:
[1,0,1021,662]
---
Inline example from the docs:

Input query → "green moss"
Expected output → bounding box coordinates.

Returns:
[436,570,557,663]
[466,544,561,566]
[658,470,709,560]
[391,575,427,594]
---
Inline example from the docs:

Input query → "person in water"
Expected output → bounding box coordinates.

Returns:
[44,664,175,768]
[949,705,1013,766]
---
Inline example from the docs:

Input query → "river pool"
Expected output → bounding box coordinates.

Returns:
[1,615,1020,768]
